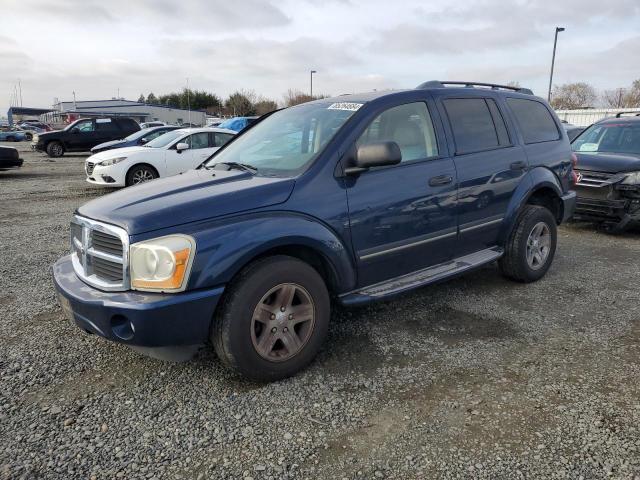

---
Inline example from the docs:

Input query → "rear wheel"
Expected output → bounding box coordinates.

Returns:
[46,141,64,157]
[126,164,158,186]
[499,205,557,282]
[212,255,330,381]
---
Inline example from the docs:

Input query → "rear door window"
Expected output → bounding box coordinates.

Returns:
[506,98,560,144]
[443,98,506,154]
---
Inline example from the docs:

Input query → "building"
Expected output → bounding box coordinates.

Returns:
[41,99,206,127]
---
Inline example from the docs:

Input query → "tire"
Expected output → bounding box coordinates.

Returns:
[126,164,158,186]
[212,255,330,381]
[46,141,65,157]
[24,133,33,141]
[499,205,557,283]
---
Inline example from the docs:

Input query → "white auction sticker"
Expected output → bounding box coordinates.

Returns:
[327,102,363,111]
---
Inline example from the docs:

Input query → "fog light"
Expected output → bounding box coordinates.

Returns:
[111,315,135,341]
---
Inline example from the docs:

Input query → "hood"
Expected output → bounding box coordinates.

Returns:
[87,146,149,162]
[92,139,126,151]
[77,169,296,235]
[575,152,640,173]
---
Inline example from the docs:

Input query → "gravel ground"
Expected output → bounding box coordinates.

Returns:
[1,142,640,480]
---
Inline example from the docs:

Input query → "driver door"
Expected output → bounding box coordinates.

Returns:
[165,132,214,176]
[68,119,97,150]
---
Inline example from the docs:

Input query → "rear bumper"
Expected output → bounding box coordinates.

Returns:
[0,157,23,169]
[53,255,224,348]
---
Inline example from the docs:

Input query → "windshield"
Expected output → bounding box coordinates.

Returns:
[145,130,185,148]
[204,102,359,176]
[572,122,640,155]
[124,129,148,141]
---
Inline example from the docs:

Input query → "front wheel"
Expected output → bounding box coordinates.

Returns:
[46,141,65,157]
[126,164,158,186]
[212,255,330,381]
[499,205,557,283]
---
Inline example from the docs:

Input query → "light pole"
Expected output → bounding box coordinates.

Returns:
[547,27,565,102]
[310,70,317,98]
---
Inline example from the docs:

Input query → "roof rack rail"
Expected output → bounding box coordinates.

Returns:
[615,111,640,118]
[416,80,534,95]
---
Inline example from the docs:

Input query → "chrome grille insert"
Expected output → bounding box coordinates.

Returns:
[70,215,129,291]
[575,170,615,188]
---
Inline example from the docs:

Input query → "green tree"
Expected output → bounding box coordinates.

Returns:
[146,92,158,104]
[224,91,256,116]
[137,94,145,103]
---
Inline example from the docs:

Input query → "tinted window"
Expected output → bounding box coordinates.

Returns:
[443,98,500,154]
[96,119,115,131]
[572,123,640,155]
[486,99,510,145]
[507,98,560,144]
[357,102,438,162]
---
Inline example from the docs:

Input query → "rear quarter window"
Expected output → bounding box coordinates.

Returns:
[506,98,560,144]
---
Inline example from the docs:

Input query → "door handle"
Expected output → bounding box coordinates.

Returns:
[510,161,527,170]
[429,175,453,186]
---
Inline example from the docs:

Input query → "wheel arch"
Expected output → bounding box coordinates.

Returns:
[126,162,160,181]
[498,167,564,245]
[185,214,357,296]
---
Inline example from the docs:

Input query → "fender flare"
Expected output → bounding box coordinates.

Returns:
[185,212,357,293]
[498,167,563,244]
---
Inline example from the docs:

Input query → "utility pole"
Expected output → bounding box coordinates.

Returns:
[18,79,23,106]
[186,77,191,125]
[310,70,317,98]
[547,27,565,102]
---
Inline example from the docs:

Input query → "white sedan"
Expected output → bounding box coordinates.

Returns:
[85,127,236,187]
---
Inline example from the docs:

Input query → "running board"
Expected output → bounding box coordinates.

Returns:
[339,247,504,306]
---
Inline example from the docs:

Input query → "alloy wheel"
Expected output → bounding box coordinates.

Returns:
[250,283,315,362]
[132,169,155,184]
[526,221,551,270]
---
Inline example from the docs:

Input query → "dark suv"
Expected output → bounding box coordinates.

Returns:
[33,117,140,157]
[53,81,576,380]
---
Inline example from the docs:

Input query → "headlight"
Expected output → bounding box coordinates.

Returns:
[130,235,196,292]
[622,171,640,185]
[99,157,127,166]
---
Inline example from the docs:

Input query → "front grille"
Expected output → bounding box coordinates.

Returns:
[70,216,129,291]
[575,170,615,188]
[91,230,122,257]
[86,162,95,175]
[92,256,124,281]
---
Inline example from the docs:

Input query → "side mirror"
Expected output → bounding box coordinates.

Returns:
[176,142,189,153]
[140,137,148,144]
[344,141,402,175]
[71,127,80,134]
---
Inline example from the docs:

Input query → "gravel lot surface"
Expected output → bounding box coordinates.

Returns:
[1,142,640,480]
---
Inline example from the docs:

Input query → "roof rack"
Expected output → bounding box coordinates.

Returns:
[416,80,533,95]
[615,112,640,118]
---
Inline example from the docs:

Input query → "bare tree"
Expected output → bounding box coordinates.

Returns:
[550,82,598,109]
[624,80,640,108]
[603,88,627,108]
[282,89,328,107]
[254,98,278,115]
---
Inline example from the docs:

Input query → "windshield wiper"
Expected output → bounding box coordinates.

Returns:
[207,162,258,174]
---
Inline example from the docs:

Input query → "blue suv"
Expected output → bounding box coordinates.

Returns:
[53,81,576,380]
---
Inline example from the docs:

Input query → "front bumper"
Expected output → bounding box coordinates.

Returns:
[53,255,224,348]
[573,185,640,228]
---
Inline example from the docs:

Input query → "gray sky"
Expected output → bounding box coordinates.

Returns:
[2,0,639,114]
